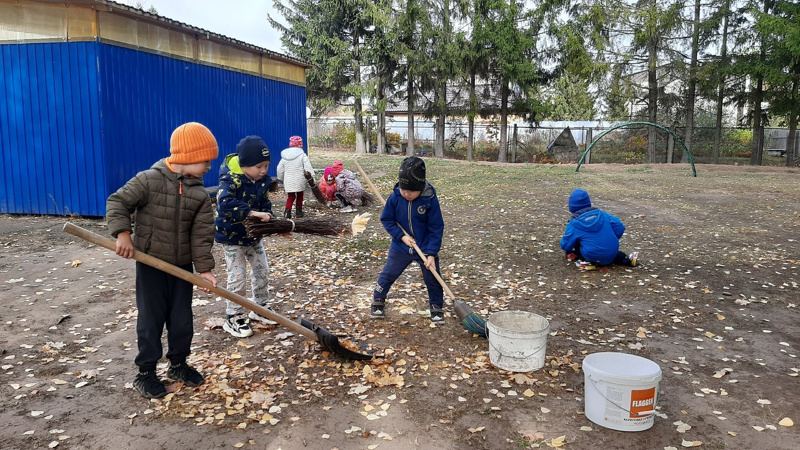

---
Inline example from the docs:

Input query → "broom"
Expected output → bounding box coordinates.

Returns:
[245,213,371,238]
[352,159,487,337]
[304,171,329,206]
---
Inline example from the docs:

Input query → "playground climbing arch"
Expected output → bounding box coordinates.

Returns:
[575,122,697,177]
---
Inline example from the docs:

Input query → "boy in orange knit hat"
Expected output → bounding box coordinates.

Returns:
[106,122,219,399]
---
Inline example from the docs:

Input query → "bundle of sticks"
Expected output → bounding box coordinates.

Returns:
[304,171,328,205]
[245,213,372,239]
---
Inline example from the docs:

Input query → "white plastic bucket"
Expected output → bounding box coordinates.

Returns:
[583,352,662,432]
[486,311,549,372]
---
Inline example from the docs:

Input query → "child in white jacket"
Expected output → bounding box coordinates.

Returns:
[276,136,315,218]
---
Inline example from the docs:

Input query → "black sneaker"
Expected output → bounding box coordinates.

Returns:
[133,371,166,399]
[167,362,205,387]
[430,308,445,323]
[371,300,386,318]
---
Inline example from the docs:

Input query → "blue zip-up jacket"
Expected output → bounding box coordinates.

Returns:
[560,207,626,266]
[381,182,444,257]
[215,153,274,246]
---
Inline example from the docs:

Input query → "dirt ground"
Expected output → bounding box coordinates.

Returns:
[1,156,799,450]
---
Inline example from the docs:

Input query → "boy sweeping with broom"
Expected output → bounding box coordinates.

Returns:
[371,157,446,322]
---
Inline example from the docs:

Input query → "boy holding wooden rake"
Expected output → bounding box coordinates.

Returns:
[106,122,218,399]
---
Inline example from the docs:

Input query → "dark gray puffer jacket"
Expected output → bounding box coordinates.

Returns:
[106,158,215,273]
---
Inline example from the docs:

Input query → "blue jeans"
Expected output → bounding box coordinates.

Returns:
[373,246,444,309]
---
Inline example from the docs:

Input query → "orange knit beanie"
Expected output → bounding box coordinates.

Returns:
[167,122,219,164]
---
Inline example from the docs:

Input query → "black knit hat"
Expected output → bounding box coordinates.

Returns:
[398,156,426,191]
[237,136,270,167]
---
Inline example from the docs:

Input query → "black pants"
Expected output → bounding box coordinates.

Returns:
[574,242,631,266]
[134,262,194,372]
[335,193,353,207]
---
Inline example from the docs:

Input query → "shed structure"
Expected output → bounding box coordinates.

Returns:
[0,0,309,216]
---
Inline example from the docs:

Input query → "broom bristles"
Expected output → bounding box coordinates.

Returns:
[245,216,349,238]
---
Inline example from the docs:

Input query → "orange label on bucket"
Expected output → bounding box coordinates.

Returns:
[629,387,656,418]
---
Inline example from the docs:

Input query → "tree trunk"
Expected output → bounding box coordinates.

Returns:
[786,78,799,167]
[511,124,517,163]
[682,0,701,163]
[713,0,730,164]
[498,82,509,162]
[467,72,476,161]
[647,40,658,163]
[377,112,386,155]
[377,77,386,155]
[750,0,769,166]
[353,32,367,154]
[435,114,445,158]
[407,76,415,156]
[435,80,446,157]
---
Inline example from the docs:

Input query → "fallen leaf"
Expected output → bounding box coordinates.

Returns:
[778,418,793,427]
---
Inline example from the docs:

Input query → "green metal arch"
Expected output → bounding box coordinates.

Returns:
[575,121,697,177]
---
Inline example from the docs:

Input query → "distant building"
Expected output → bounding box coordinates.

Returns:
[0,0,309,216]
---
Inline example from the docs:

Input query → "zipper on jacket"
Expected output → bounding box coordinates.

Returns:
[407,200,415,239]
[174,176,182,262]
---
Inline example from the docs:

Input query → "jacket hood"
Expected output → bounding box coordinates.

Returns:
[220,153,244,176]
[280,147,305,161]
[570,208,606,232]
[153,158,203,186]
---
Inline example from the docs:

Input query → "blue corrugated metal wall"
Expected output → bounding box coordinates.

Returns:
[98,43,308,202]
[0,40,307,216]
[0,42,105,216]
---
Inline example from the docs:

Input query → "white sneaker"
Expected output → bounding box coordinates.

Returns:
[248,310,277,325]
[339,205,354,213]
[628,252,639,267]
[223,315,253,338]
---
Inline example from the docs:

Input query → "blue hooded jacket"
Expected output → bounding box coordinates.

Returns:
[215,153,274,246]
[560,207,626,266]
[381,182,444,257]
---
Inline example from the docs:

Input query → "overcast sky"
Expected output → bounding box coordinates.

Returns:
[133,0,286,53]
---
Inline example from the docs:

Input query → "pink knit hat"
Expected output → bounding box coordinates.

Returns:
[331,161,343,177]
[289,136,303,148]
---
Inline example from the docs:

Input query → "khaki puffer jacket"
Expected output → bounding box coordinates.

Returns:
[106,158,215,273]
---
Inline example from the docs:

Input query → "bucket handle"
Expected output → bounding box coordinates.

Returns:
[488,340,546,361]
[587,376,661,418]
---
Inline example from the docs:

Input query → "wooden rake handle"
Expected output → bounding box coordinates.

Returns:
[62,222,319,342]
[353,159,457,301]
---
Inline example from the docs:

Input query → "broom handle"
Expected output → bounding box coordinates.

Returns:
[353,160,457,301]
[62,223,319,342]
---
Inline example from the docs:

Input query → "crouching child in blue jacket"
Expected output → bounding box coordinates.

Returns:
[372,156,446,323]
[560,188,639,270]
